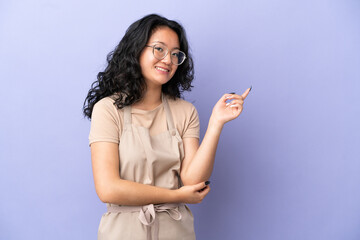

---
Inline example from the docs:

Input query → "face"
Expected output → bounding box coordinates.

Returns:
[139,26,180,88]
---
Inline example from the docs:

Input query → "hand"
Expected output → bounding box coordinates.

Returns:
[210,87,251,125]
[176,182,211,204]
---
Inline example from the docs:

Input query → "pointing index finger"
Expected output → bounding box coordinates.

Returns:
[241,86,252,100]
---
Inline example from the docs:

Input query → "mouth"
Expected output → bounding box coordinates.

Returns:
[155,66,170,72]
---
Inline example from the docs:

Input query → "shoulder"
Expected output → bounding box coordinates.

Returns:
[94,95,116,109]
[91,95,122,121]
[93,95,118,113]
[165,95,199,126]
[166,95,198,113]
[166,95,200,139]
[89,95,122,145]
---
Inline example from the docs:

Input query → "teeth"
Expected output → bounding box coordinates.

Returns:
[155,66,169,72]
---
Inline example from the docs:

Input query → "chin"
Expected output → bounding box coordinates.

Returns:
[145,78,170,87]
[156,76,173,84]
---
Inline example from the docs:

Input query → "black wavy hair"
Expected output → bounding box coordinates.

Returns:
[83,14,194,120]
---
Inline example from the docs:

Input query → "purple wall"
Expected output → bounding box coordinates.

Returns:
[1,1,359,239]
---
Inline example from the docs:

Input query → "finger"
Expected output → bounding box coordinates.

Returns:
[199,186,211,197]
[229,103,243,116]
[222,93,234,103]
[194,181,207,191]
[225,99,244,107]
[241,87,252,100]
[229,103,242,108]
[225,100,244,108]
[225,89,249,101]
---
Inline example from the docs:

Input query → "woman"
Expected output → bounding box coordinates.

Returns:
[83,14,251,240]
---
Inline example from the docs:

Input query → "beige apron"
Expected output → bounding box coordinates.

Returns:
[98,93,196,240]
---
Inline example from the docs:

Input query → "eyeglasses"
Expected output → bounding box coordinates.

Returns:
[145,43,186,66]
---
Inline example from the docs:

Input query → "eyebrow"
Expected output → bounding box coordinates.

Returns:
[151,41,180,50]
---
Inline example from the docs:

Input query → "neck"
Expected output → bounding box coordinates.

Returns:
[133,86,163,110]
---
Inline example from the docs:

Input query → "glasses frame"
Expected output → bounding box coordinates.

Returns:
[145,43,187,66]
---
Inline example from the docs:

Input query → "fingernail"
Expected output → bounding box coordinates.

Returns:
[205,181,210,185]
[249,86,252,92]
[226,92,235,99]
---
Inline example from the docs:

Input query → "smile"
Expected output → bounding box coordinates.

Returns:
[155,66,170,72]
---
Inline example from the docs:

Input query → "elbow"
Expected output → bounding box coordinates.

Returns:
[96,189,110,203]
[95,184,114,203]
[181,170,210,186]
[98,191,110,203]
[181,172,201,186]
[182,179,202,186]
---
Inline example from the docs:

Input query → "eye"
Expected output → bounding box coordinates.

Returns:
[171,52,180,57]
[154,47,164,52]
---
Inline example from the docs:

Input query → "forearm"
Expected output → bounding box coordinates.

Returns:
[182,116,224,185]
[99,178,179,206]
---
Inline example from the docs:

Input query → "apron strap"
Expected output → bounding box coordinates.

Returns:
[162,93,177,136]
[123,93,176,134]
[123,105,132,131]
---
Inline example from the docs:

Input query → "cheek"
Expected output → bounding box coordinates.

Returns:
[171,66,179,76]
[139,52,153,69]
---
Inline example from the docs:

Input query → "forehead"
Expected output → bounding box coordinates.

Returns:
[148,26,180,48]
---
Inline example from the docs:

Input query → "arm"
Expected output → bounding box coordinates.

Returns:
[180,89,251,185]
[180,119,223,185]
[91,141,210,205]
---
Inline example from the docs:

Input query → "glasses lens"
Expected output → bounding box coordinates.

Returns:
[153,44,167,60]
[171,50,186,65]
[152,43,186,65]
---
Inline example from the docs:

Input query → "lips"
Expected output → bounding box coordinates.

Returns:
[155,66,170,72]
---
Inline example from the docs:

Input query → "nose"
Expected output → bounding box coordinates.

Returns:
[161,52,172,65]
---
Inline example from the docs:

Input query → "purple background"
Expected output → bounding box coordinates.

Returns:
[1,0,359,239]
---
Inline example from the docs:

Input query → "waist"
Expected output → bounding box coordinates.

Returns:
[107,203,185,240]
[107,202,184,213]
